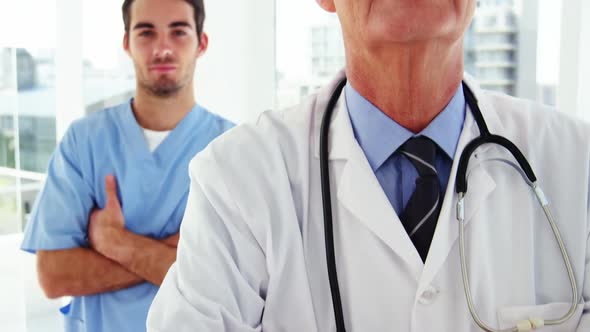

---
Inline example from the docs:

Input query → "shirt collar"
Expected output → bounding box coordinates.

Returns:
[345,82,466,172]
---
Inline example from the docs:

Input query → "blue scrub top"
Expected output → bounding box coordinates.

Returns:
[21,101,234,332]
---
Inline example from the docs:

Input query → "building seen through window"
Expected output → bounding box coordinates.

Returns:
[0,0,136,237]
[0,47,56,235]
[82,0,135,114]
[276,0,559,108]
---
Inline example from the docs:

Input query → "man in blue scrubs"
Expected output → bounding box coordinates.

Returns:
[20,0,233,331]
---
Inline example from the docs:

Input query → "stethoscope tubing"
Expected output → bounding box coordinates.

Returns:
[320,78,348,332]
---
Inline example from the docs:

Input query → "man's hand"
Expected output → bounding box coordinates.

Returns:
[88,175,126,257]
[84,174,177,285]
[162,233,180,248]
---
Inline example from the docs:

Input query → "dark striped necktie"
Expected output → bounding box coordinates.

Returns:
[399,136,442,262]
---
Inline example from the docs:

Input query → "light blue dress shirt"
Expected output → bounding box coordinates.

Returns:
[345,83,466,216]
[21,101,234,332]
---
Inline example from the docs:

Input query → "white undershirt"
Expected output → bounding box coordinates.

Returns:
[142,128,171,152]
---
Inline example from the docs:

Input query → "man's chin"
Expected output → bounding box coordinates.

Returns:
[148,82,182,97]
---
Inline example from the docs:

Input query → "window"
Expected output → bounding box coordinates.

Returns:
[0,0,58,235]
[0,175,18,234]
[0,2,63,331]
[83,0,135,114]
[276,0,563,108]
[464,0,562,105]
[275,0,343,109]
[0,47,57,232]
[17,49,57,174]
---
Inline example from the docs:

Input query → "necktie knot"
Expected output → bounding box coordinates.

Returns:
[400,136,438,177]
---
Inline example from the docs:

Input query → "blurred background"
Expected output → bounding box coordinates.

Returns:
[1,0,589,330]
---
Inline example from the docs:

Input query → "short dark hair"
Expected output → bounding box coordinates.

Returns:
[122,0,205,39]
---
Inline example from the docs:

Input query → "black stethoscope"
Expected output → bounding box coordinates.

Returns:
[319,77,578,332]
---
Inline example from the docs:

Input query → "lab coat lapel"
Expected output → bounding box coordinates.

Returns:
[419,77,504,289]
[319,90,424,279]
[311,73,505,284]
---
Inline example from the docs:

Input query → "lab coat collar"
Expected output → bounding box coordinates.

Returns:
[312,71,507,160]
[312,70,351,161]
[313,70,423,277]
[337,137,425,279]
[418,109,496,291]
[462,73,506,139]
[418,75,505,290]
[311,70,505,284]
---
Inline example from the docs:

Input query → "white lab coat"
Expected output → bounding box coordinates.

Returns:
[148,71,590,331]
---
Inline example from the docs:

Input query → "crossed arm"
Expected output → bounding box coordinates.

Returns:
[37,176,179,299]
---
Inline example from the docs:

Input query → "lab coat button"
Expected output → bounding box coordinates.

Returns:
[418,286,439,305]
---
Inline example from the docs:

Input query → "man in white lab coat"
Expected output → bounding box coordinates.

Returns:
[148,0,589,331]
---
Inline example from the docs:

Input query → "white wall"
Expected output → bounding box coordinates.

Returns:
[558,0,590,118]
[196,0,276,124]
[517,0,538,101]
[56,0,84,140]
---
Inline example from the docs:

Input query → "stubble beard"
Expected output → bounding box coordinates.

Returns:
[141,76,184,98]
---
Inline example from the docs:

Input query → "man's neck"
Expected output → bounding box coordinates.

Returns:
[345,38,464,133]
[132,85,196,131]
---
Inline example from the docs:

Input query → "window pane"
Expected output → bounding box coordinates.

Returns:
[0,175,40,235]
[0,175,19,235]
[0,48,14,91]
[0,1,61,330]
[0,48,16,169]
[0,0,58,174]
[20,178,44,232]
[276,1,561,108]
[83,0,135,114]
[275,1,343,109]
[16,49,57,173]
[466,0,562,105]
[465,2,520,97]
